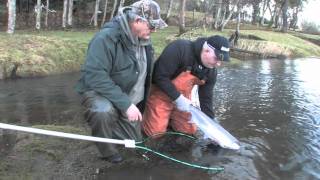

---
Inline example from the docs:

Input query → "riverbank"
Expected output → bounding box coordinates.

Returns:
[0,124,256,179]
[1,27,320,80]
[0,124,148,179]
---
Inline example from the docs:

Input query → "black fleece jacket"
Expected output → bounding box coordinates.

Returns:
[152,38,217,118]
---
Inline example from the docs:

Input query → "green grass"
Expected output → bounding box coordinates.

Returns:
[238,30,320,57]
[0,26,319,79]
[13,30,96,43]
[0,31,91,77]
[151,26,179,56]
[291,31,320,41]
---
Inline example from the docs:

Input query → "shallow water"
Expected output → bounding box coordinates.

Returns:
[0,58,319,179]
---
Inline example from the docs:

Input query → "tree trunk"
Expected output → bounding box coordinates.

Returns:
[268,2,278,28]
[218,0,239,31]
[45,0,49,28]
[94,0,101,27]
[281,0,288,33]
[7,0,16,34]
[35,0,42,30]
[290,6,298,30]
[214,0,222,29]
[201,0,206,29]
[179,0,186,35]
[109,0,117,21]
[236,2,241,33]
[251,0,260,25]
[101,0,109,27]
[234,3,241,46]
[260,0,269,25]
[165,0,173,20]
[62,0,68,28]
[67,0,73,27]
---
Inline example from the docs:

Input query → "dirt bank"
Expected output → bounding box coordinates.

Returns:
[0,125,144,179]
[0,124,259,179]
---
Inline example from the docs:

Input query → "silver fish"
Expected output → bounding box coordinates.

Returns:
[189,105,240,150]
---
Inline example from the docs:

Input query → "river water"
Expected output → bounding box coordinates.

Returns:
[0,58,319,179]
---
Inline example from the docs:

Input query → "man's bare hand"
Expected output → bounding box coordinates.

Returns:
[126,104,142,121]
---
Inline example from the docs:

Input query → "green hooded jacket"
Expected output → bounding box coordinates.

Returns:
[75,13,154,112]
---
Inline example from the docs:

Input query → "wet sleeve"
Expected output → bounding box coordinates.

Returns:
[83,35,131,112]
[153,41,183,101]
[198,69,217,118]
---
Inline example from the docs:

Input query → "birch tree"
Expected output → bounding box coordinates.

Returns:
[109,0,118,21]
[45,0,49,28]
[94,0,101,27]
[7,0,16,34]
[67,0,73,27]
[35,0,42,30]
[260,0,270,25]
[214,0,222,29]
[281,0,288,32]
[251,0,261,25]
[101,0,109,27]
[230,1,241,46]
[62,0,68,28]
[179,0,186,35]
[218,0,240,31]
[165,0,174,20]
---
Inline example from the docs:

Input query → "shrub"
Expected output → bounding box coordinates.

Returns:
[300,20,320,34]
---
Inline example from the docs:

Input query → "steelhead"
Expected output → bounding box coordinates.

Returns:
[189,105,240,150]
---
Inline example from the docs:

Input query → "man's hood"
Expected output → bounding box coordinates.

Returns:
[193,37,207,65]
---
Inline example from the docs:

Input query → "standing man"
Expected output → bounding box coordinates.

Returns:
[75,0,167,163]
[143,35,230,138]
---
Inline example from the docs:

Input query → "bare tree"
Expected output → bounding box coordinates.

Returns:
[214,0,222,29]
[251,0,261,25]
[179,0,186,35]
[35,0,42,30]
[101,0,109,27]
[109,0,118,21]
[289,6,299,30]
[67,0,73,27]
[94,0,101,27]
[7,0,16,34]
[233,1,241,46]
[281,0,288,32]
[260,0,270,25]
[273,1,283,29]
[236,2,241,32]
[218,0,240,31]
[165,0,174,20]
[45,0,49,28]
[62,0,68,28]
[268,1,280,28]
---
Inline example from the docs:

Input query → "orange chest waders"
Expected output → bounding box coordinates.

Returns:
[143,71,205,136]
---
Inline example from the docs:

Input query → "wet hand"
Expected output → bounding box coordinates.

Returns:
[126,104,142,121]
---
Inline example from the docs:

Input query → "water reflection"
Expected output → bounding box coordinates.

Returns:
[0,59,319,179]
[0,73,83,126]
[215,58,320,179]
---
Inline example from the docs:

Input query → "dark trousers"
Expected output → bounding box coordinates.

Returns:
[81,91,142,157]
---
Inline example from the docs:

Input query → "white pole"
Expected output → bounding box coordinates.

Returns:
[0,123,136,148]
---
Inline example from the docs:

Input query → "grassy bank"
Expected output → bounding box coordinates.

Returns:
[0,27,320,79]
[177,28,320,58]
[0,30,94,79]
